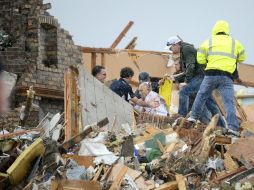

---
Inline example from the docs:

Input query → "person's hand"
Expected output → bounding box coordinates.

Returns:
[158,78,165,86]
[148,101,159,108]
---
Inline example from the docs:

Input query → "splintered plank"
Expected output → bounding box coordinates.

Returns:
[224,153,239,172]
[56,180,101,190]
[62,155,95,168]
[226,137,254,163]
[176,174,187,190]
[109,165,128,190]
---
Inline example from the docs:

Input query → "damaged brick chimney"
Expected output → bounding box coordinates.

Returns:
[0,0,83,122]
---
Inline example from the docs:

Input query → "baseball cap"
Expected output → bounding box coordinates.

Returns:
[165,36,181,50]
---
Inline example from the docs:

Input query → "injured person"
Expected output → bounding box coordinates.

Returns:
[135,82,168,116]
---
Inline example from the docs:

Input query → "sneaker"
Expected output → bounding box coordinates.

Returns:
[226,128,240,137]
[187,117,197,123]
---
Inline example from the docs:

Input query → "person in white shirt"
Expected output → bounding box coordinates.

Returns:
[137,82,168,116]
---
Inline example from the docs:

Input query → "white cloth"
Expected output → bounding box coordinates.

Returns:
[144,91,168,116]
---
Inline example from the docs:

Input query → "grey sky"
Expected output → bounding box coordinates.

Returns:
[48,0,253,63]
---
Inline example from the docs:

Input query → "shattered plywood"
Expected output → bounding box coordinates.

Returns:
[227,137,254,163]
[51,180,101,190]
[242,104,254,122]
[238,63,254,87]
[79,66,134,128]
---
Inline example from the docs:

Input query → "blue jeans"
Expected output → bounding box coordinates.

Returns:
[191,75,238,131]
[178,75,225,126]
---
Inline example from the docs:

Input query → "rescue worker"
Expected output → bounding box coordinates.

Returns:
[165,36,225,126]
[188,20,246,136]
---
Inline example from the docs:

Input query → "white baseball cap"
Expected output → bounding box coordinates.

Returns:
[165,36,181,50]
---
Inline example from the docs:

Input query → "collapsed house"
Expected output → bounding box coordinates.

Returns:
[1,1,254,190]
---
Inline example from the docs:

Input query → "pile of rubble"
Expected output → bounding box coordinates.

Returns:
[1,101,254,190]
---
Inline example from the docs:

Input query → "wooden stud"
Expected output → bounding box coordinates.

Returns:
[91,52,96,69]
[101,53,105,67]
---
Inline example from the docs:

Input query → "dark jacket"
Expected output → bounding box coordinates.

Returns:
[175,42,205,82]
[110,78,135,101]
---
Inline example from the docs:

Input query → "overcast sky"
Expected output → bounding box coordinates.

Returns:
[47,0,253,63]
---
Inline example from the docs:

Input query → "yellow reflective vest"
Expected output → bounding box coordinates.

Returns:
[197,20,246,74]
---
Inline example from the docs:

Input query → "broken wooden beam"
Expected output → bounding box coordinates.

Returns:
[19,86,35,126]
[215,135,232,144]
[236,94,254,99]
[82,47,171,55]
[109,165,128,190]
[64,67,79,141]
[110,21,134,48]
[125,36,138,49]
[0,128,42,140]
[61,117,109,149]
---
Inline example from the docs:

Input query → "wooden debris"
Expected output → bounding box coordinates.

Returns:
[176,174,187,190]
[224,153,239,172]
[110,21,134,48]
[64,67,79,141]
[0,128,42,139]
[125,36,137,49]
[51,180,101,190]
[155,181,178,190]
[227,137,254,163]
[19,86,35,126]
[235,97,248,122]
[109,165,128,190]
[62,155,95,168]
[93,164,104,181]
[61,117,109,149]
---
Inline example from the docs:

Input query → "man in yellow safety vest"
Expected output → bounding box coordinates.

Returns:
[188,20,246,136]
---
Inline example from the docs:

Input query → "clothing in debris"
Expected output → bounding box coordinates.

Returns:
[190,20,246,131]
[110,78,136,101]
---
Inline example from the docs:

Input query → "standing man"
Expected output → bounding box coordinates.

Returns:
[92,65,107,83]
[188,20,246,136]
[165,36,224,126]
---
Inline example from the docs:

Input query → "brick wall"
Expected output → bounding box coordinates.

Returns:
[0,0,83,122]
